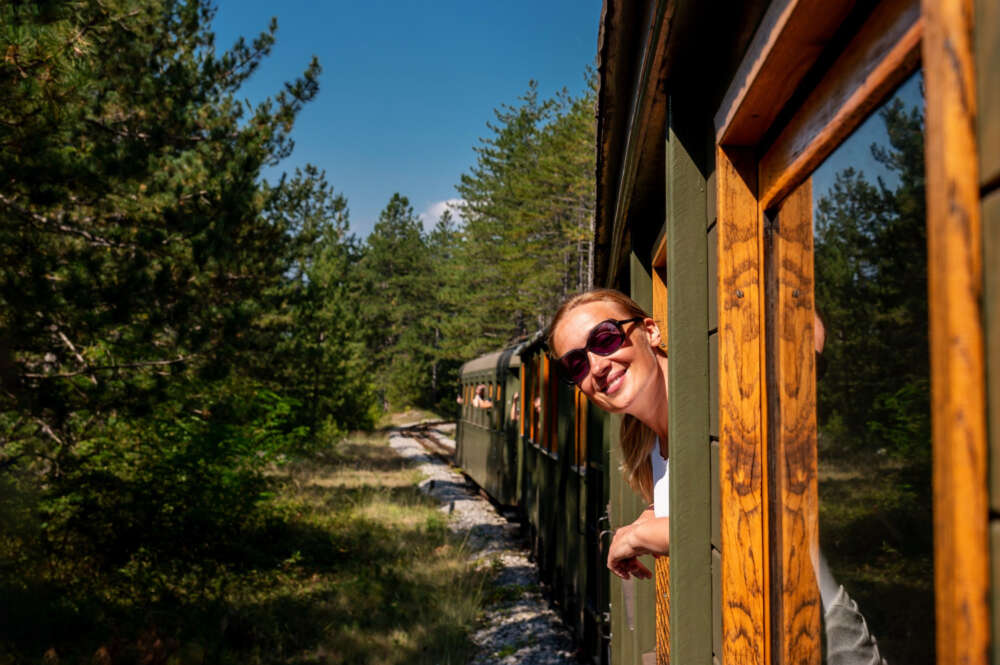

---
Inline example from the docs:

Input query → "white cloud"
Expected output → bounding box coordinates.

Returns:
[419,198,465,232]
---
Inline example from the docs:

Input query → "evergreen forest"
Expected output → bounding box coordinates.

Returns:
[0,2,594,662]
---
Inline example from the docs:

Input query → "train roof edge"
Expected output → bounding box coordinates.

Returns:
[458,331,547,377]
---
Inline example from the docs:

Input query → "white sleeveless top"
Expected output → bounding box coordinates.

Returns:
[651,437,669,517]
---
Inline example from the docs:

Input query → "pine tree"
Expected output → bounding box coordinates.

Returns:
[813,90,928,462]
[451,77,596,358]
[356,193,435,407]
[0,0,377,590]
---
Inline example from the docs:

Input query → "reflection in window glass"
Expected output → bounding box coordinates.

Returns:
[811,71,931,665]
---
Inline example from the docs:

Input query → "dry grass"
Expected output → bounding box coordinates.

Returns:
[0,428,491,665]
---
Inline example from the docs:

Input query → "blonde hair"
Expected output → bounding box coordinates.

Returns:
[546,288,662,502]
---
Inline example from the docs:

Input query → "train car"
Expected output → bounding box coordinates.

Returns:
[456,345,521,506]
[594,0,998,664]
[458,0,998,663]
[458,339,612,663]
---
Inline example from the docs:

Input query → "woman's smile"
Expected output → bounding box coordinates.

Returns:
[602,367,627,396]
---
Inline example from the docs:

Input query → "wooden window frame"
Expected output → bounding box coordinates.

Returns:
[543,355,559,455]
[517,358,528,438]
[653,235,669,354]
[652,232,671,665]
[714,0,987,664]
[574,388,588,470]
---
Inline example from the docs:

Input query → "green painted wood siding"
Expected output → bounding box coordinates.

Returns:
[978,0,1000,662]
[666,96,714,665]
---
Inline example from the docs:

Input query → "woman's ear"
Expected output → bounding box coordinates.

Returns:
[643,317,662,348]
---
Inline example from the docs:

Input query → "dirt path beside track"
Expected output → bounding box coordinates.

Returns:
[388,426,577,665]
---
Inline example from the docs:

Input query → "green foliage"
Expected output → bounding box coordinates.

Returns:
[356,194,436,408]
[814,91,929,464]
[814,78,934,664]
[255,165,379,433]
[353,76,597,411]
[0,0,378,625]
[0,432,490,665]
[452,78,596,358]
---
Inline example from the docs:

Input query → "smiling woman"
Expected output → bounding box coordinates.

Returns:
[546,288,671,580]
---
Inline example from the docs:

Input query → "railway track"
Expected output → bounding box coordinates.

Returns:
[398,422,455,462]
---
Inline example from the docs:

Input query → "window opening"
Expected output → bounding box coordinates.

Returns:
[770,71,932,665]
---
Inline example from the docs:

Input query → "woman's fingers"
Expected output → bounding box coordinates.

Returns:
[628,558,652,579]
[609,556,652,580]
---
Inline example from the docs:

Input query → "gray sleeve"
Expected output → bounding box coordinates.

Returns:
[825,585,888,665]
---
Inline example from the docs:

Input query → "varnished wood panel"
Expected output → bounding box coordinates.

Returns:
[717,146,768,665]
[715,0,858,146]
[758,0,922,211]
[653,265,669,353]
[977,0,1000,190]
[767,180,821,665]
[923,0,990,663]
[656,557,670,665]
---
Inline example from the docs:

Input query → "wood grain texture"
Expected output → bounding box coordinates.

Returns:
[653,265,669,353]
[656,557,670,665]
[545,356,558,453]
[922,0,990,663]
[717,146,768,665]
[758,0,922,211]
[575,389,588,468]
[767,180,821,665]
[976,0,1000,189]
[715,0,858,145]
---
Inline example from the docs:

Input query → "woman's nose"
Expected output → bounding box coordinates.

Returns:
[587,350,611,377]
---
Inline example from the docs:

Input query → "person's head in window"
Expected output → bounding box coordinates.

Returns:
[547,288,670,581]
[547,288,668,501]
[472,384,493,409]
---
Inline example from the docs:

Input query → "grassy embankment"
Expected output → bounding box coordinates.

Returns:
[819,453,934,665]
[0,414,491,665]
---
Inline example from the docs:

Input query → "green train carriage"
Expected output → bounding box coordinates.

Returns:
[458,340,612,663]
[457,0,998,662]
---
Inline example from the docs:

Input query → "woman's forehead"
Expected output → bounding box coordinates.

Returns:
[553,301,629,351]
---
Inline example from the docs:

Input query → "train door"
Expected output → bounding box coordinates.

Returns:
[714,0,989,664]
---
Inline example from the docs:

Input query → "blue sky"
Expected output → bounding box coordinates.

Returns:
[812,71,923,207]
[211,1,601,239]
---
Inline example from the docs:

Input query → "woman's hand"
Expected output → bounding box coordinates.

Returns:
[607,524,651,579]
[606,513,670,580]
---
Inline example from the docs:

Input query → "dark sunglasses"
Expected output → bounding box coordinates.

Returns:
[556,317,644,385]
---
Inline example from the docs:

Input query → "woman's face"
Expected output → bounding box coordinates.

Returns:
[550,300,661,416]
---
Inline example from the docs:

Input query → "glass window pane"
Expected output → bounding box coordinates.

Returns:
[810,71,932,665]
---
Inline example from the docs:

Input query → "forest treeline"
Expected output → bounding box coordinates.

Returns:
[0,0,593,651]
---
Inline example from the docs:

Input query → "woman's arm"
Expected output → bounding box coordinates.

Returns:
[607,513,669,580]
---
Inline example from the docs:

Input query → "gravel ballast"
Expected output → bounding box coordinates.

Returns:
[388,427,577,665]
